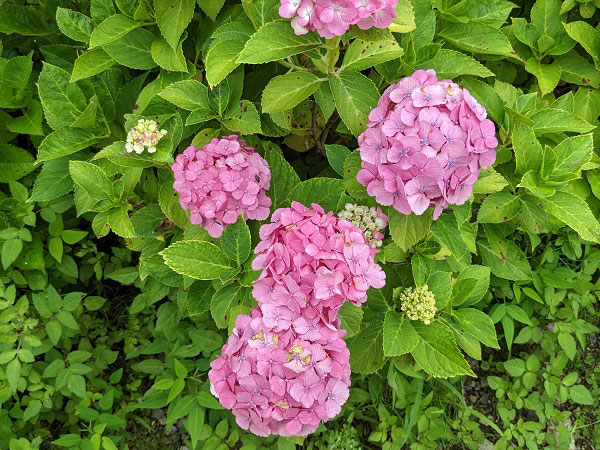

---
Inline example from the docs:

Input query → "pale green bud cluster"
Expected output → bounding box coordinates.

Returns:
[399,284,437,324]
[337,203,386,248]
[125,119,167,154]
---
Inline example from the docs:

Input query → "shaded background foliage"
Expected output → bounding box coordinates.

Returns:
[0,0,599,449]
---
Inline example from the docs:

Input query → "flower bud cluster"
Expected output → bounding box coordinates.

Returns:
[279,0,398,38]
[209,202,386,437]
[398,284,437,324]
[125,119,167,154]
[171,136,272,238]
[337,203,387,247]
[356,69,498,219]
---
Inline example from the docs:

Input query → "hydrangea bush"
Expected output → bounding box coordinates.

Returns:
[0,0,599,448]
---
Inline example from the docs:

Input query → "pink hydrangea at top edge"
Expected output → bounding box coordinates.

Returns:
[279,0,399,38]
[209,307,351,437]
[171,136,271,238]
[356,69,498,219]
[252,201,386,325]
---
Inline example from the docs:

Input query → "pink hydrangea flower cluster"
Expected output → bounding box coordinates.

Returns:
[171,136,271,238]
[209,202,386,437]
[279,0,398,38]
[356,69,498,219]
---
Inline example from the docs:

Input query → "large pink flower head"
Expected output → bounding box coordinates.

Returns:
[171,136,272,238]
[279,0,398,38]
[252,202,386,324]
[209,307,351,437]
[356,69,498,219]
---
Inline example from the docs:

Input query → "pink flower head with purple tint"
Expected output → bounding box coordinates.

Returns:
[210,202,387,438]
[279,0,398,38]
[171,135,272,238]
[356,69,498,219]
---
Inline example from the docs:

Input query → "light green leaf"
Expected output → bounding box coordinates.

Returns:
[415,48,494,78]
[411,321,475,378]
[38,63,87,130]
[389,208,432,251]
[438,22,516,57]
[548,134,593,183]
[159,80,210,111]
[569,385,594,405]
[222,100,262,134]
[555,53,600,88]
[262,72,322,113]
[477,192,521,223]
[103,28,157,70]
[109,206,136,238]
[427,271,452,310]
[0,144,35,182]
[342,151,370,199]
[89,14,139,48]
[525,58,561,95]
[220,216,251,266]
[338,302,363,338]
[211,284,243,328]
[287,177,345,213]
[341,39,404,72]
[563,21,600,65]
[56,8,93,43]
[325,144,351,176]
[477,239,532,280]
[347,320,385,374]
[6,358,21,392]
[530,108,595,135]
[329,72,379,137]
[512,124,542,176]
[453,308,499,348]
[262,143,300,209]
[71,49,115,82]
[531,0,575,55]
[2,239,23,269]
[472,169,509,194]
[161,241,231,280]
[383,311,419,356]
[205,39,245,87]
[558,332,576,360]
[155,0,195,49]
[37,128,101,163]
[69,161,113,201]
[539,192,600,243]
[390,0,416,33]
[151,36,188,72]
[238,20,322,64]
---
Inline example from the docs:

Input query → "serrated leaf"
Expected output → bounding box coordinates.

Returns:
[238,20,322,64]
[220,216,251,266]
[222,100,262,134]
[89,14,139,48]
[287,177,345,213]
[154,0,195,49]
[411,321,475,378]
[438,22,516,57]
[325,144,351,176]
[453,308,499,349]
[539,192,600,243]
[477,239,532,280]
[388,207,432,251]
[69,161,113,201]
[56,8,93,43]
[103,28,157,70]
[477,192,521,223]
[530,108,595,135]
[262,143,300,209]
[151,36,188,72]
[341,39,404,72]
[329,72,379,137]
[262,72,322,113]
[161,241,231,280]
[383,311,419,356]
[159,80,210,111]
[347,320,385,374]
[0,144,35,182]
[211,283,244,329]
[205,39,245,87]
[338,302,363,338]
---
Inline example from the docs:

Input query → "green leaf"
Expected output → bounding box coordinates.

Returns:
[6,358,21,392]
[49,237,63,262]
[161,241,231,280]
[205,39,246,87]
[220,216,251,266]
[329,72,379,137]
[0,5,53,36]
[477,192,521,223]
[472,169,509,194]
[555,53,600,89]
[0,52,33,108]
[159,80,210,111]
[151,36,188,72]
[71,49,115,82]
[57,310,79,330]
[67,373,87,397]
[342,151,370,199]
[109,206,136,238]
[38,63,87,130]
[341,39,404,72]
[453,308,499,349]
[454,265,490,307]
[91,0,116,22]
[2,239,23,269]
[477,239,532,281]
[103,28,157,70]
[338,302,363,338]
[438,22,516,57]
[325,144,351,176]
[222,100,262,134]
[530,108,595,135]
[548,134,593,183]
[155,0,195,49]
[52,435,82,447]
[430,214,469,269]
[415,48,494,78]
[56,8,93,43]
[37,128,102,162]
[390,0,416,33]
[427,271,452,310]
[199,0,225,20]
[69,161,113,201]
[411,321,475,378]
[383,311,419,356]
[540,192,600,242]
[389,208,432,251]
[524,58,561,95]
[46,320,62,345]
[262,72,322,113]
[262,143,300,209]
[558,332,577,360]
[0,144,35,182]
[531,0,575,55]
[569,385,594,405]
[31,158,74,201]
[238,20,322,64]
[211,283,243,329]
[6,100,44,136]
[90,14,139,48]
[347,320,385,374]
[187,406,205,449]
[512,124,542,176]
[287,177,345,213]
[563,21,600,65]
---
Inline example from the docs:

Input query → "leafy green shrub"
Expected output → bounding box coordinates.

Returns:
[0,0,598,448]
